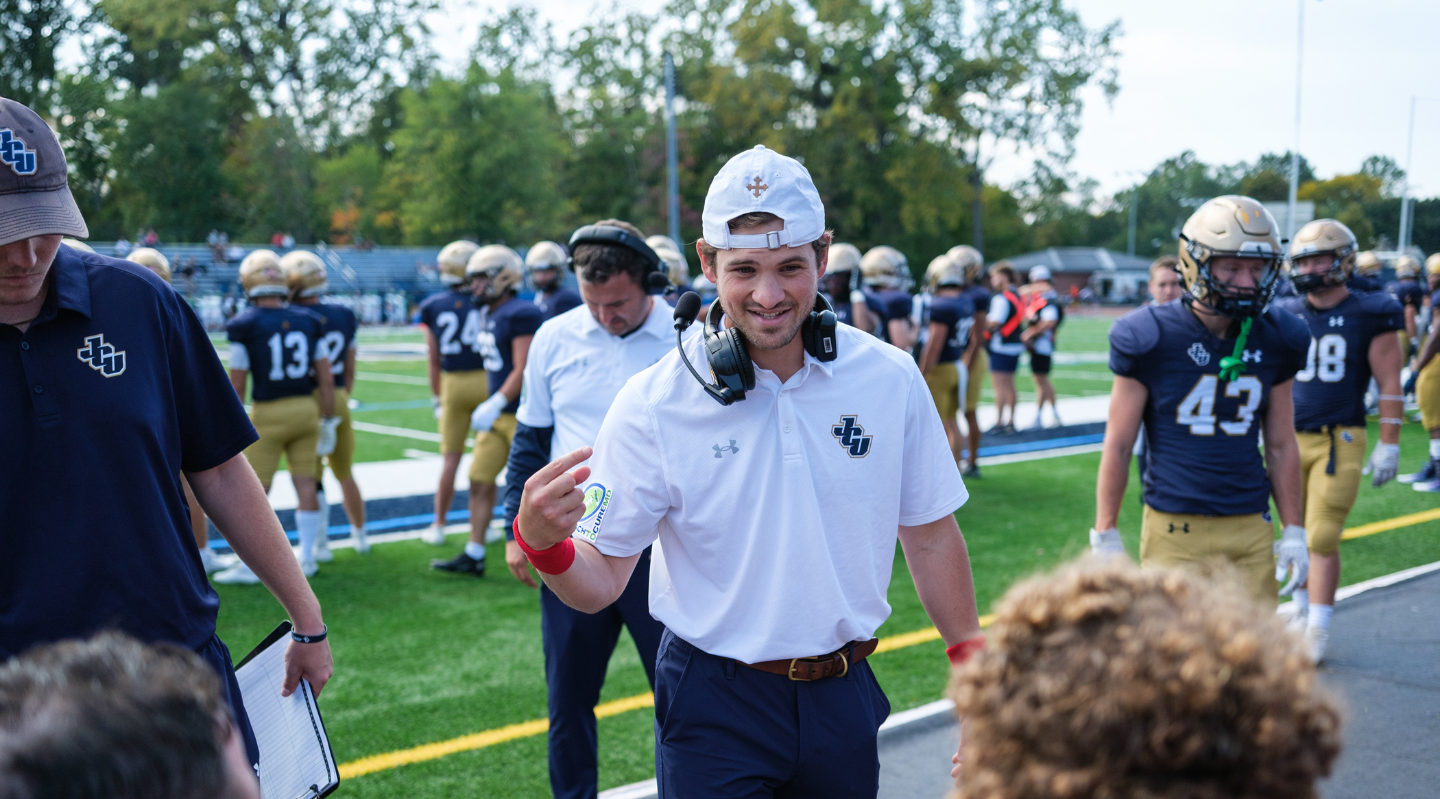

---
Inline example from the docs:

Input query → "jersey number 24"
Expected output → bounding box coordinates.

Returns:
[1177,375,1262,436]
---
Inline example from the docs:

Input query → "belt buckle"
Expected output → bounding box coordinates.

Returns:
[787,651,848,681]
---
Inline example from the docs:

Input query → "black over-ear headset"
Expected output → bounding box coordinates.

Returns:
[567,224,671,294]
[672,290,837,406]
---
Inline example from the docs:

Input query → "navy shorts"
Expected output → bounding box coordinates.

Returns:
[197,634,260,771]
[988,350,1020,373]
[653,629,890,799]
[1030,352,1052,375]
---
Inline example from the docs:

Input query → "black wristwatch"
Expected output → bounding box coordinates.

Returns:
[291,624,328,644]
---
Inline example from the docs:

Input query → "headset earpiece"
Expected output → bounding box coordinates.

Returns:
[803,293,838,362]
[704,300,755,403]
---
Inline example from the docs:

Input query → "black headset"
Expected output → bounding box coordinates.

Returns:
[567,224,671,294]
[673,290,837,406]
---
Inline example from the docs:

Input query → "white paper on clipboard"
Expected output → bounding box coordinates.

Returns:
[235,622,339,799]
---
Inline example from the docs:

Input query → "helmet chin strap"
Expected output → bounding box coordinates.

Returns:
[1218,317,1254,382]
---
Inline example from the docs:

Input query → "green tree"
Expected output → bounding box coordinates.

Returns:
[0,0,70,109]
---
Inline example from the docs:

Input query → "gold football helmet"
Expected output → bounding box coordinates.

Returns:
[925,254,963,292]
[825,243,863,293]
[281,250,328,298]
[1423,254,1440,276]
[1287,219,1358,293]
[1177,195,1283,318]
[62,238,94,254]
[861,245,908,290]
[438,240,480,286]
[467,244,525,301]
[946,245,984,286]
[126,247,171,283]
[525,241,569,272]
[1354,249,1383,276]
[239,250,289,298]
[646,234,689,286]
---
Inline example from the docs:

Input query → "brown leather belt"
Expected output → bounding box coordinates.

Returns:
[740,639,879,682]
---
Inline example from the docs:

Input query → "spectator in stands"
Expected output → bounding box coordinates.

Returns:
[142,228,159,247]
[0,633,261,799]
[113,236,131,257]
[948,558,1341,798]
[1147,255,1183,305]
[985,262,1025,434]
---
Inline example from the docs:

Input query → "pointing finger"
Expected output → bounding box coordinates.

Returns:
[527,447,593,490]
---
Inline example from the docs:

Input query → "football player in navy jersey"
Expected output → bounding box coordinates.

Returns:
[950,246,989,477]
[527,241,583,321]
[821,242,885,338]
[862,245,917,351]
[1277,220,1404,662]
[648,234,691,306]
[1092,196,1311,604]
[215,251,337,583]
[1386,253,1425,362]
[1403,254,1440,489]
[919,256,977,468]
[283,251,368,558]
[432,246,544,575]
[1348,251,1385,293]
[419,240,486,547]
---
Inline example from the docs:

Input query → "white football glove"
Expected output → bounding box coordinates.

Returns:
[1368,443,1401,487]
[432,396,443,421]
[317,416,342,456]
[1274,524,1309,597]
[470,393,508,432]
[1089,527,1126,558]
[849,289,868,308]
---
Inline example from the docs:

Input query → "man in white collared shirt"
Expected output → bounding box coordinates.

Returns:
[513,146,984,798]
[500,218,674,799]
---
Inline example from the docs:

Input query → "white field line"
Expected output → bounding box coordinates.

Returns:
[354,371,432,385]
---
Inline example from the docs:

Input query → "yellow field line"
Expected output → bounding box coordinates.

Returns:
[338,504,1440,780]
[1342,507,1440,540]
[338,614,997,779]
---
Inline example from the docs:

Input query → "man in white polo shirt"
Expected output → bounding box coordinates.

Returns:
[513,145,984,797]
[500,219,674,799]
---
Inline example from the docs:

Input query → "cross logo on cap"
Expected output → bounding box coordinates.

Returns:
[746,175,769,198]
[0,129,37,176]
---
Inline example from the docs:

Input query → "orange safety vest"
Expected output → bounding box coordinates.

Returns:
[998,290,1026,340]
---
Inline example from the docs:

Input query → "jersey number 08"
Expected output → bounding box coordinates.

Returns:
[1294,334,1346,383]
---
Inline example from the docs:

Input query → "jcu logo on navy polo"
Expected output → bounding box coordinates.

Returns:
[831,416,872,458]
[77,334,127,377]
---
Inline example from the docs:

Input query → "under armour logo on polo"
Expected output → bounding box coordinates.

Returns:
[712,440,739,458]
[1187,343,1210,366]
[0,129,37,175]
[1241,349,1262,363]
[77,334,126,377]
[746,176,769,198]
[1329,316,1345,327]
[831,416,872,458]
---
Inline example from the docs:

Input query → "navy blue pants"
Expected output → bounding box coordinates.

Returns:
[653,629,890,799]
[197,634,261,771]
[543,546,664,799]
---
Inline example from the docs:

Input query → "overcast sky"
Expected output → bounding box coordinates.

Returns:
[433,0,1440,207]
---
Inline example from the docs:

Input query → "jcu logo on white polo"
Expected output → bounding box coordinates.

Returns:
[77,334,126,377]
[831,415,872,458]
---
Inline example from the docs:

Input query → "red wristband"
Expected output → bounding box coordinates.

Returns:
[946,634,986,667]
[512,517,577,575]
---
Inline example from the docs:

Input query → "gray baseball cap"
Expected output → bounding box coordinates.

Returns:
[0,97,88,247]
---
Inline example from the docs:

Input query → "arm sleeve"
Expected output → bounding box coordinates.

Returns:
[898,364,969,525]
[886,293,912,321]
[514,305,544,337]
[170,295,257,473]
[1272,310,1313,384]
[227,342,250,370]
[515,332,554,428]
[573,383,671,557]
[503,422,554,536]
[988,295,1009,323]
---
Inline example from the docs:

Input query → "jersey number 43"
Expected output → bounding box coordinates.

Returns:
[1177,375,1262,436]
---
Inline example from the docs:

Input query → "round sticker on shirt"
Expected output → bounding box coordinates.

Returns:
[575,483,610,542]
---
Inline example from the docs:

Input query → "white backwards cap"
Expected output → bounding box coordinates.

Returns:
[702,144,826,250]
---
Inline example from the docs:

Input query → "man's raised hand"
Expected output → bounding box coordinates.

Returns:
[517,447,593,550]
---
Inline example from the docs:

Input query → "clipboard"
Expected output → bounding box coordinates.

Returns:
[236,621,340,799]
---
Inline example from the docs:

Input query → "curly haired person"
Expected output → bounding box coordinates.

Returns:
[949,559,1341,799]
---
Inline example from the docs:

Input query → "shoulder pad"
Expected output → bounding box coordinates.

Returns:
[1359,290,1404,316]
[1273,295,1305,315]
[1265,305,1312,354]
[1109,305,1162,357]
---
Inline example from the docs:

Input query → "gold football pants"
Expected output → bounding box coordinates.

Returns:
[1140,505,1278,606]
[245,395,320,488]
[1296,427,1365,556]
[439,369,489,453]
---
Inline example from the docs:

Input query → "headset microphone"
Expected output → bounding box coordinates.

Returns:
[673,291,738,406]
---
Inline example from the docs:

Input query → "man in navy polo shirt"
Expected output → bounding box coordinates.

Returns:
[0,98,333,770]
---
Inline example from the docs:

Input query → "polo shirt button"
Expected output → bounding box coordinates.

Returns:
[19,342,29,350]
[33,384,44,394]
[784,426,791,433]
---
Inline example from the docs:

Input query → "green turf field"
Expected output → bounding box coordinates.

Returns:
[210,315,1440,795]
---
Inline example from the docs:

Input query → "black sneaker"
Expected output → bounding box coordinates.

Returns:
[430,551,485,576]
[1398,458,1438,485]
[962,464,981,480]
